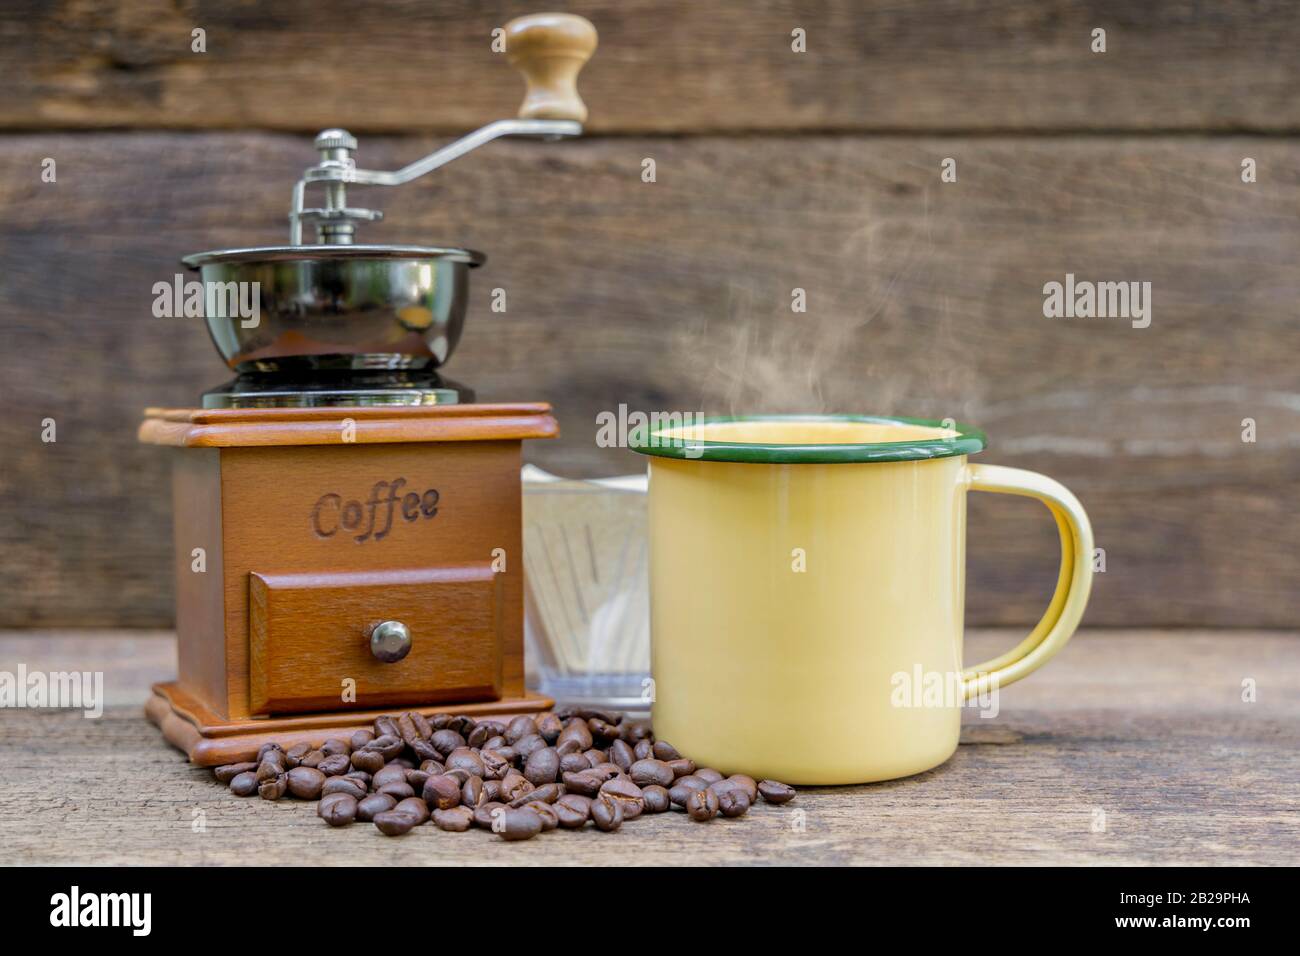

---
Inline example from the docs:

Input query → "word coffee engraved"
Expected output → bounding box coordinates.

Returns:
[312,478,440,543]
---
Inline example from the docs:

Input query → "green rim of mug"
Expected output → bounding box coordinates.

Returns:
[626,414,987,464]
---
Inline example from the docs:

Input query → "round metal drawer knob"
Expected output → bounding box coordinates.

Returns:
[370,620,411,663]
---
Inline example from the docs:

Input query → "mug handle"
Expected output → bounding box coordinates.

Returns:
[961,464,1094,700]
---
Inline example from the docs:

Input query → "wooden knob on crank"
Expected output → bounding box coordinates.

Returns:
[504,13,597,123]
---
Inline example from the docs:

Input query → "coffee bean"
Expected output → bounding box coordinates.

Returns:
[287,766,326,799]
[695,768,723,783]
[590,793,623,832]
[588,717,621,743]
[318,793,357,826]
[350,750,385,774]
[556,718,593,752]
[717,789,750,818]
[433,806,474,832]
[727,774,758,802]
[528,802,561,831]
[255,755,285,782]
[633,739,654,761]
[396,713,420,746]
[523,747,559,785]
[430,729,465,757]
[500,769,534,802]
[321,737,351,757]
[461,775,485,808]
[410,739,440,764]
[666,758,696,778]
[559,752,590,775]
[356,793,396,821]
[509,782,564,808]
[257,742,285,762]
[467,724,494,749]
[623,720,653,743]
[505,715,538,745]
[394,796,430,825]
[583,749,607,768]
[419,758,446,776]
[229,771,258,796]
[350,729,375,751]
[372,764,408,790]
[609,740,635,773]
[373,810,417,836]
[554,795,590,828]
[482,779,503,803]
[369,734,405,761]
[536,713,564,744]
[480,749,511,780]
[429,713,453,731]
[422,774,462,811]
[497,808,543,841]
[321,776,366,800]
[406,769,432,793]
[757,780,796,804]
[258,772,288,801]
[641,785,671,814]
[652,740,681,761]
[448,715,476,737]
[560,769,606,796]
[317,754,351,777]
[299,750,326,769]
[630,759,675,788]
[285,742,313,768]
[445,747,486,777]
[482,736,507,752]
[378,782,415,800]
[514,734,548,761]
[668,776,708,807]
[473,802,506,830]
[685,788,720,822]
[214,762,257,783]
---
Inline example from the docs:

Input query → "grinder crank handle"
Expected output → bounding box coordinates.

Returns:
[505,13,598,123]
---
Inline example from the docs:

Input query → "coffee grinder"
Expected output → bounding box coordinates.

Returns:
[141,13,597,765]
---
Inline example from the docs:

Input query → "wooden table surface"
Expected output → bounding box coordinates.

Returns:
[2,630,1296,866]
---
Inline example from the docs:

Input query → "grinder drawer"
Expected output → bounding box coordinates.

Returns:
[248,564,503,715]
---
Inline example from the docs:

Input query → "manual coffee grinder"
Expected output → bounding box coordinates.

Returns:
[141,13,597,765]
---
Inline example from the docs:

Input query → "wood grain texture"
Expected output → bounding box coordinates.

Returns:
[1,629,1296,865]
[1,132,1297,628]
[3,1,1299,132]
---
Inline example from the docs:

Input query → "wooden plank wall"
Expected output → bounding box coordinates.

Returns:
[1,1,1297,629]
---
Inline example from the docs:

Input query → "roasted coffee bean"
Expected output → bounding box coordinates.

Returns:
[318,793,357,826]
[373,810,418,836]
[299,750,326,769]
[685,788,720,822]
[410,712,433,739]
[258,772,288,801]
[481,778,504,803]
[462,775,485,808]
[630,759,675,788]
[718,790,751,818]
[523,747,559,785]
[553,795,590,828]
[429,713,453,730]
[369,734,405,761]
[633,739,654,761]
[423,774,462,810]
[601,777,644,820]
[590,762,621,782]
[285,742,313,768]
[473,802,506,830]
[513,734,547,762]
[528,802,561,832]
[430,729,465,757]
[433,806,474,832]
[623,720,653,743]
[419,758,446,775]
[256,755,285,782]
[509,782,564,808]
[372,764,408,790]
[609,740,635,773]
[727,774,759,802]
[445,747,486,777]
[406,769,431,792]
[641,785,671,814]
[505,715,537,745]
[214,762,257,783]
[349,729,375,751]
[582,749,607,768]
[378,782,415,800]
[478,749,510,780]
[257,742,285,762]
[500,769,533,802]
[394,796,430,825]
[590,793,623,832]
[442,767,471,786]
[555,737,584,757]
[356,793,396,821]
[396,712,420,746]
[652,740,681,761]
[321,737,351,757]
[559,752,591,774]
[373,715,400,739]
[287,766,326,799]
[561,769,606,796]
[317,754,351,777]
[410,739,440,764]
[536,713,564,744]
[497,808,543,841]
[448,715,476,737]
[666,758,696,778]
[557,718,593,752]
[757,780,796,804]
[351,749,385,774]
[229,771,259,796]
[321,776,366,800]
[695,768,724,784]
[587,717,621,743]
[466,724,493,749]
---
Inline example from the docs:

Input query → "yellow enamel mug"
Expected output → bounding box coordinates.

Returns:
[628,415,1093,785]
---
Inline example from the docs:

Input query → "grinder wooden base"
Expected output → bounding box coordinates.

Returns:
[146,681,554,766]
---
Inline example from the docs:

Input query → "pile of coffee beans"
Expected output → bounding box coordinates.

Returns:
[213,708,796,841]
